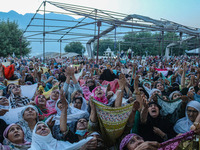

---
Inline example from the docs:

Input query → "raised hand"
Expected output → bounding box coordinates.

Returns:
[47,116,55,129]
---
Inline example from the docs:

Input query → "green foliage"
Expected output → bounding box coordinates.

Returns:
[64,41,85,55]
[0,20,31,57]
[94,39,118,56]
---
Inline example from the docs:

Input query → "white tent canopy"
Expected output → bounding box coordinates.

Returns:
[185,48,200,54]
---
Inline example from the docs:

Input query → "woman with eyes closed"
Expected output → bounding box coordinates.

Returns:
[0,124,31,150]
[28,122,93,150]
[34,94,56,121]
[16,105,39,142]
[174,100,200,134]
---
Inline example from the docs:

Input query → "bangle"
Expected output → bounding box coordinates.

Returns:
[117,89,122,92]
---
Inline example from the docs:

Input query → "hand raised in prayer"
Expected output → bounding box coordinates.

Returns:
[106,91,114,100]
[142,98,148,109]
[132,100,140,112]
[0,109,8,116]
[60,89,68,109]
[47,116,55,130]
[118,74,126,90]
[153,127,166,138]
[89,98,96,111]
[134,141,160,150]
[106,83,111,92]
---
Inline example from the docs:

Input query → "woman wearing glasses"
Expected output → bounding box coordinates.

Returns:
[174,100,200,134]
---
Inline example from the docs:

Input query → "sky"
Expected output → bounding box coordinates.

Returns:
[1,0,200,28]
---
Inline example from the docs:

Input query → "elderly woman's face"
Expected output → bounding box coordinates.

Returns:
[94,87,104,98]
[156,83,164,91]
[23,107,37,121]
[187,106,199,122]
[0,97,9,106]
[37,95,46,106]
[148,104,159,118]
[172,93,181,100]
[51,90,59,100]
[126,135,144,150]
[8,125,24,144]
[76,118,88,130]
[36,123,50,136]
[11,85,21,95]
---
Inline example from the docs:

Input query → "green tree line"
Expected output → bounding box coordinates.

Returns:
[0,20,30,57]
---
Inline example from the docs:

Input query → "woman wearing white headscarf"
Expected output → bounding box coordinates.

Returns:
[28,122,92,150]
[174,100,200,134]
[16,105,39,142]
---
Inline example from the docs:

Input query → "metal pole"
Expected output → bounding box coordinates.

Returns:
[161,31,164,56]
[96,21,101,64]
[114,25,116,52]
[93,9,97,58]
[60,40,62,58]
[43,1,46,64]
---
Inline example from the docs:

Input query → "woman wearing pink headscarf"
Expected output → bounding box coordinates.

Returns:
[0,123,31,150]
[92,86,115,106]
[34,95,57,121]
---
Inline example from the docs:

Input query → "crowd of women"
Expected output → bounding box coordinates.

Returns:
[0,55,200,150]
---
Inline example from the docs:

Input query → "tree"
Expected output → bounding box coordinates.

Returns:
[64,41,85,55]
[0,20,31,57]
[94,39,118,56]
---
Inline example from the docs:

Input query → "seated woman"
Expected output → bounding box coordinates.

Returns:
[0,96,25,125]
[174,100,200,134]
[29,122,93,150]
[34,94,56,121]
[120,133,160,150]
[46,89,60,109]
[72,97,88,111]
[92,86,115,106]
[17,105,39,142]
[169,91,182,101]
[74,117,89,141]
[8,85,30,108]
[0,123,31,150]
[47,90,88,143]
[139,101,176,142]
[71,90,87,111]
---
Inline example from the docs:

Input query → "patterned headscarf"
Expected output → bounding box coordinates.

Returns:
[120,134,143,150]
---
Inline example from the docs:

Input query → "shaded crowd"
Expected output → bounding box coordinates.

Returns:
[0,55,200,150]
